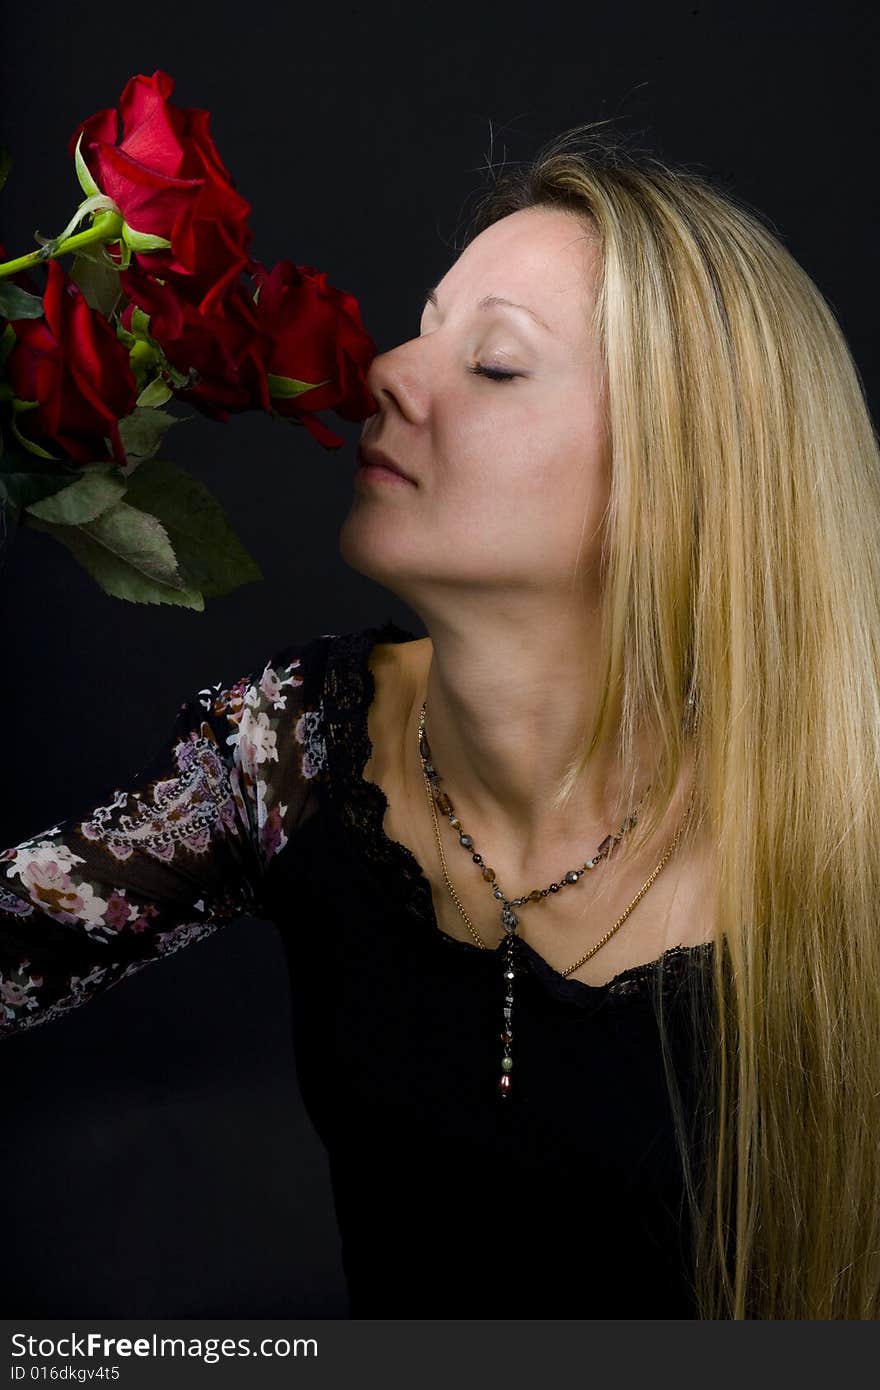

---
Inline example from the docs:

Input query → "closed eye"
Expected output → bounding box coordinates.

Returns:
[467,362,519,383]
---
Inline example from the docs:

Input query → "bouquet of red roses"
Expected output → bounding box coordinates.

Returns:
[0,69,378,608]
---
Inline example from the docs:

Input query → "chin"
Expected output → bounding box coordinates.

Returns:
[338,512,411,589]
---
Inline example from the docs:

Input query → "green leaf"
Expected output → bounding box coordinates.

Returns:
[0,145,11,194]
[73,132,102,200]
[25,500,205,609]
[136,376,173,408]
[68,252,122,318]
[122,222,173,253]
[129,305,151,338]
[0,467,81,511]
[126,338,161,391]
[123,457,263,599]
[160,358,191,389]
[24,463,126,524]
[267,372,330,399]
[117,406,177,466]
[0,282,44,320]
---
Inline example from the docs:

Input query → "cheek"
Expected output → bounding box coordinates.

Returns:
[437,409,554,501]
[512,428,611,560]
[436,403,609,542]
[508,422,607,512]
[435,450,593,575]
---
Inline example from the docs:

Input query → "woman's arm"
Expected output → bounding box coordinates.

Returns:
[0,637,324,1037]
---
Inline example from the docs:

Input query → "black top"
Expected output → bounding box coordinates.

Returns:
[0,619,717,1318]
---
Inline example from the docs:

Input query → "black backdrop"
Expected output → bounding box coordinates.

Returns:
[0,0,876,1317]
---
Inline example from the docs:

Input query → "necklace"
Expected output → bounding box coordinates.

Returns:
[418,699,695,1100]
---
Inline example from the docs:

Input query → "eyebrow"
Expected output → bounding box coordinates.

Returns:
[423,285,554,335]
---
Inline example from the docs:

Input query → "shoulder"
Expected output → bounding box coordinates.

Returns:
[291,622,426,767]
[368,635,430,726]
[369,633,431,685]
[359,633,430,790]
[261,629,337,696]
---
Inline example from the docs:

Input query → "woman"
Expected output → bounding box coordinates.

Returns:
[2,125,878,1320]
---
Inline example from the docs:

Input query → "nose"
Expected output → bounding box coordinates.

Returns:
[362,339,428,427]
[363,347,391,413]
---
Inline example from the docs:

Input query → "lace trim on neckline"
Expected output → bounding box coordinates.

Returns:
[321,623,715,1002]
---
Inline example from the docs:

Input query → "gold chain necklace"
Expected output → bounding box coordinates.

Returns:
[418,699,694,1100]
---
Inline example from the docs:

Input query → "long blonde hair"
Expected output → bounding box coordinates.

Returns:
[461,123,880,1318]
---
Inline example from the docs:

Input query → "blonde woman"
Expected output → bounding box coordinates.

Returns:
[2,125,878,1320]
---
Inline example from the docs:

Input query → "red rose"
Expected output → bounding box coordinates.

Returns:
[252,260,378,448]
[5,259,137,465]
[69,70,253,315]
[120,264,273,420]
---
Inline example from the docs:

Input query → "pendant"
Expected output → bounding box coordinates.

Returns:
[498,901,519,1100]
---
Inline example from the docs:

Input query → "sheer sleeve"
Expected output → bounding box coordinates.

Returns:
[0,634,330,1038]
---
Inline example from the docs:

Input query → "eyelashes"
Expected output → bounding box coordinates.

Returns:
[467,362,519,384]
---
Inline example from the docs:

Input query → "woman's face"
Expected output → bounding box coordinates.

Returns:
[339,206,610,603]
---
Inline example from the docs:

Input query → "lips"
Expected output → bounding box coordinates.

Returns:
[356,442,415,483]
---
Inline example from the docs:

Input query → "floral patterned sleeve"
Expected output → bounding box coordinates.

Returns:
[0,636,328,1039]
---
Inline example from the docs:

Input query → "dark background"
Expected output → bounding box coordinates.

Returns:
[0,1,876,1317]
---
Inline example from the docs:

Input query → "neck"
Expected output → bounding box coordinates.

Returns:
[402,601,677,872]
